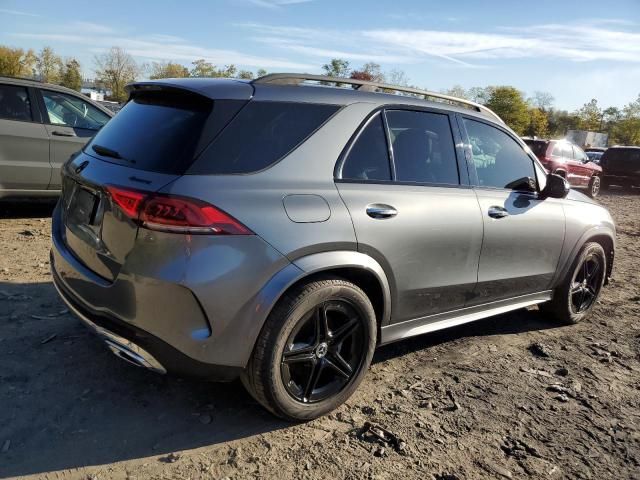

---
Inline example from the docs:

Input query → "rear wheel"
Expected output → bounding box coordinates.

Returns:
[587,175,601,198]
[540,242,606,324]
[242,278,376,421]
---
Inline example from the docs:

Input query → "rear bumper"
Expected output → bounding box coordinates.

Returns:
[52,263,243,380]
[50,201,294,373]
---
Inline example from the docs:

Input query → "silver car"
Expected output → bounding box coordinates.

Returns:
[51,74,615,421]
[0,77,112,198]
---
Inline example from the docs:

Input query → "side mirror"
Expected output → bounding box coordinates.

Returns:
[505,176,537,192]
[542,173,570,199]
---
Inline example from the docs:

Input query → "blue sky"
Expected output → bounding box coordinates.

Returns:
[1,0,639,110]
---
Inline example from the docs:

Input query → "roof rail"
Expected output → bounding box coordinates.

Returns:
[0,75,42,83]
[252,73,504,124]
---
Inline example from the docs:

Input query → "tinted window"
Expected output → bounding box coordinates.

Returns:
[0,84,32,121]
[524,139,548,158]
[341,113,391,181]
[87,91,231,174]
[42,90,110,130]
[464,118,536,190]
[601,148,640,172]
[387,110,458,184]
[191,101,339,174]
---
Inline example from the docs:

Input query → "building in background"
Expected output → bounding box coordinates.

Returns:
[566,130,609,148]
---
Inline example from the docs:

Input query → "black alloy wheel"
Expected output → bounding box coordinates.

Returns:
[281,300,366,403]
[569,251,604,314]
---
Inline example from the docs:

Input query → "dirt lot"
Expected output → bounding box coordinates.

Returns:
[1,193,639,480]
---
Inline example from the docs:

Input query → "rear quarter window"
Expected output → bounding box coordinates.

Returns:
[189,101,340,174]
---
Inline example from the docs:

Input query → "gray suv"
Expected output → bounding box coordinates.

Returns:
[0,77,112,198]
[50,74,616,421]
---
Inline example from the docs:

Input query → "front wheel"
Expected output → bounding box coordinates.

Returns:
[540,242,606,324]
[242,278,377,421]
[587,176,601,198]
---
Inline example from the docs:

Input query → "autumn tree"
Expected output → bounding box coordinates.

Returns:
[350,62,385,83]
[526,108,550,138]
[35,47,63,83]
[485,86,530,135]
[94,47,141,102]
[60,58,82,91]
[611,94,640,145]
[0,46,36,77]
[149,61,189,79]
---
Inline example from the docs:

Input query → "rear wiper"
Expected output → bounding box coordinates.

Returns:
[91,144,135,164]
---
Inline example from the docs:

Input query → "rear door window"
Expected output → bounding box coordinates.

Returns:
[340,113,391,181]
[572,146,587,161]
[524,140,548,158]
[561,143,573,159]
[0,84,33,122]
[190,101,340,174]
[386,110,459,185]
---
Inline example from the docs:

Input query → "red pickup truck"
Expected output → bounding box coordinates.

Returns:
[523,139,603,197]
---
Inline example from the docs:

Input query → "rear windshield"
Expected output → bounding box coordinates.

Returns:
[601,148,640,171]
[189,101,340,174]
[85,90,244,174]
[523,139,548,157]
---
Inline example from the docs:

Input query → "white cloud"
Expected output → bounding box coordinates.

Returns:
[363,23,640,65]
[10,26,316,70]
[0,8,40,17]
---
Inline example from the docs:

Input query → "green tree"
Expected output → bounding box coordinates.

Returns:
[94,47,141,102]
[610,94,640,145]
[60,58,82,91]
[35,46,62,83]
[0,46,36,77]
[256,68,268,78]
[238,70,254,80]
[149,61,189,79]
[526,108,550,138]
[485,86,530,134]
[467,86,494,104]
[575,98,603,131]
[322,58,350,78]
[189,59,237,78]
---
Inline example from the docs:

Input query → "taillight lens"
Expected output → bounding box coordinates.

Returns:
[106,186,252,235]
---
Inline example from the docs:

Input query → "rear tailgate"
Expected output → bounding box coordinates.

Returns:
[59,82,251,281]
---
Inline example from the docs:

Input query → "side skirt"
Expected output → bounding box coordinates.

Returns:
[380,291,552,345]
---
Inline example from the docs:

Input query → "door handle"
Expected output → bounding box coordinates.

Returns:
[52,130,76,137]
[488,206,509,219]
[366,204,397,219]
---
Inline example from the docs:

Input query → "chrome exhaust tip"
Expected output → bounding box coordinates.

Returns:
[103,338,167,374]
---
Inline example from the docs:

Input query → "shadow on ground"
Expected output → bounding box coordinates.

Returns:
[0,200,57,219]
[0,279,559,477]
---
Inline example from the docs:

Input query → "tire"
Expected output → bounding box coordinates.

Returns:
[242,277,377,421]
[587,175,601,198]
[540,242,606,325]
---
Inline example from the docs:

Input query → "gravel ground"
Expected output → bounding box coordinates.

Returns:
[0,192,638,480]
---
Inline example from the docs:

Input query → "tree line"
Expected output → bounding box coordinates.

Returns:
[0,46,638,145]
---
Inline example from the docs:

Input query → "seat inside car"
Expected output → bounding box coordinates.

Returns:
[0,90,31,121]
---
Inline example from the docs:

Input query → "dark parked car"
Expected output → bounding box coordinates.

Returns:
[523,139,602,197]
[600,146,640,190]
[51,74,615,420]
[0,77,112,198]
[586,151,604,163]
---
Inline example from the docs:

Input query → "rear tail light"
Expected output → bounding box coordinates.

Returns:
[106,186,252,235]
